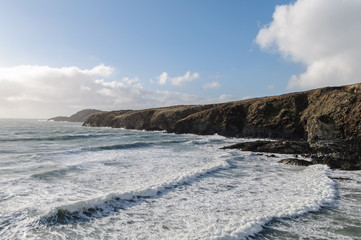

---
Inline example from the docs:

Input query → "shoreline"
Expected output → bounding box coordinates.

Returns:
[81,83,361,170]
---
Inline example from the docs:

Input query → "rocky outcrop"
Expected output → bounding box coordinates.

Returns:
[222,139,361,170]
[83,83,361,170]
[278,158,313,167]
[49,109,103,122]
[221,140,311,154]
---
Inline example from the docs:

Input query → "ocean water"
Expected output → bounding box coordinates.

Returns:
[0,119,360,240]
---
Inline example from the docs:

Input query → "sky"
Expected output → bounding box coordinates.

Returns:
[0,0,360,119]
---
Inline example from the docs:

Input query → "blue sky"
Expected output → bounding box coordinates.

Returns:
[0,0,359,118]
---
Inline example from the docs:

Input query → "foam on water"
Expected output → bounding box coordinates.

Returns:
[0,120,351,240]
[253,169,361,240]
[40,158,229,224]
[26,153,336,240]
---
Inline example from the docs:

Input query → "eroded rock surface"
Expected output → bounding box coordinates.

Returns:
[278,158,313,167]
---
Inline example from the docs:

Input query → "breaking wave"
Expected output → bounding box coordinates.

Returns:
[39,160,230,225]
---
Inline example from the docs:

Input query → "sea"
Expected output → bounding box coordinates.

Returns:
[0,119,360,240]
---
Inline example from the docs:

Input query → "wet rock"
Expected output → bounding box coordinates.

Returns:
[221,140,311,154]
[311,157,361,170]
[278,158,313,166]
[329,177,353,181]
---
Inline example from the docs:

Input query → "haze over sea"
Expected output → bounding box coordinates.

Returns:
[0,119,360,239]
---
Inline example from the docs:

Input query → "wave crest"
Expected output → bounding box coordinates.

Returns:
[39,159,229,225]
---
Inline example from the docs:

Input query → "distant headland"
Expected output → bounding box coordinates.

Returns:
[48,109,103,122]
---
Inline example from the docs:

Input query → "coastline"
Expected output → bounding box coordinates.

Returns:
[1,120,360,239]
[82,83,361,170]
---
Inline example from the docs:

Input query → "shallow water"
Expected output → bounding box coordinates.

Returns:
[0,119,360,239]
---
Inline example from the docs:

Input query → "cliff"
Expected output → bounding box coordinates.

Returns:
[84,83,361,140]
[83,83,361,169]
[49,109,103,122]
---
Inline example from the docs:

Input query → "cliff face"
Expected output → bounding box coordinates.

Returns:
[301,85,361,143]
[84,83,361,143]
[173,93,309,139]
[49,109,103,122]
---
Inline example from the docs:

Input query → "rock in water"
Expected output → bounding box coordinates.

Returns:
[278,158,313,166]
[221,140,311,154]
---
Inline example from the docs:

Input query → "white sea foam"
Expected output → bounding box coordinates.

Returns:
[61,158,336,240]
[41,158,229,220]
[0,121,347,240]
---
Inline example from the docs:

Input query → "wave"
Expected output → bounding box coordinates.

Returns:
[83,139,189,151]
[86,142,152,151]
[213,165,337,240]
[30,166,81,180]
[187,135,227,145]
[39,159,230,225]
[0,133,110,142]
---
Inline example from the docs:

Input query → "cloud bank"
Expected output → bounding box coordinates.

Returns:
[256,0,361,89]
[0,65,206,118]
[157,71,199,86]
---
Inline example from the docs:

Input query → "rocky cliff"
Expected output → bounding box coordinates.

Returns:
[83,83,361,169]
[49,109,103,122]
[84,83,361,140]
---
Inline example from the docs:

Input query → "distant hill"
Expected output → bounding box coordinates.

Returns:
[49,109,103,122]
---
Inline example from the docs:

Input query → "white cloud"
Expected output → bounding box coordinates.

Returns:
[156,71,200,86]
[158,72,168,85]
[202,81,221,90]
[0,65,206,118]
[171,71,199,86]
[256,0,361,89]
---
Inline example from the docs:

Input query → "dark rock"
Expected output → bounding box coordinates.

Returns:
[309,138,361,170]
[278,158,313,166]
[329,177,353,181]
[222,139,361,170]
[221,140,311,154]
[311,156,361,170]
